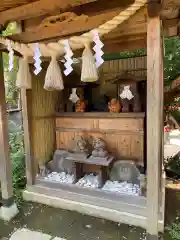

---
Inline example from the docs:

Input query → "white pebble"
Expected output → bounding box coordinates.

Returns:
[102,180,141,196]
[76,174,100,189]
[43,171,75,184]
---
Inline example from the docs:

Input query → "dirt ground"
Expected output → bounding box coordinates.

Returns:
[0,187,179,240]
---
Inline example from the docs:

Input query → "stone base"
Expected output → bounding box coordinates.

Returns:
[10,229,51,240]
[10,228,66,240]
[0,203,19,221]
[146,234,160,240]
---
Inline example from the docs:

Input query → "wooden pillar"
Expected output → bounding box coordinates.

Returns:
[146,1,164,237]
[0,53,14,202]
[21,88,34,186]
[0,52,18,221]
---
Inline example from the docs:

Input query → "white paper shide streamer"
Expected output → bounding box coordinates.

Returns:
[69,88,79,103]
[63,40,73,76]
[92,30,104,68]
[34,43,42,75]
[120,85,134,100]
[7,40,14,72]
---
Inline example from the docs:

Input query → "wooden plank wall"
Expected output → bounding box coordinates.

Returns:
[99,56,147,96]
[101,56,147,74]
[56,116,144,172]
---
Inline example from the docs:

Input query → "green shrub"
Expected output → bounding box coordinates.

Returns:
[170,110,180,124]
[8,129,26,190]
[165,156,180,177]
[167,222,180,240]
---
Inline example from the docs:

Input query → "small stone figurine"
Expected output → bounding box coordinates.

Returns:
[68,136,90,159]
[38,163,49,177]
[108,99,121,113]
[92,138,109,158]
[73,136,89,153]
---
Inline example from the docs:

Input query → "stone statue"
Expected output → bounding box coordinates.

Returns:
[68,136,90,159]
[71,136,88,153]
[92,138,109,158]
[38,163,49,177]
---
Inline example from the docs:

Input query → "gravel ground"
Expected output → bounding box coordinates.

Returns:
[0,201,147,240]
[0,188,179,240]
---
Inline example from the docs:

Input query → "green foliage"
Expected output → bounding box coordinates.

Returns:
[167,222,180,240]
[3,54,18,107]
[8,128,26,190]
[164,37,180,86]
[165,156,180,176]
[170,110,180,124]
[2,23,19,107]
[2,22,17,37]
[103,49,146,61]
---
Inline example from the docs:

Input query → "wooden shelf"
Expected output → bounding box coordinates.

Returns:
[55,112,145,118]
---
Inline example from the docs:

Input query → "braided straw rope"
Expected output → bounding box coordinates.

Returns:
[0,0,146,58]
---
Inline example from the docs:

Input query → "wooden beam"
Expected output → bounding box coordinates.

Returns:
[0,44,22,57]
[0,0,98,25]
[104,35,146,53]
[0,53,14,201]
[73,0,134,16]
[163,18,179,37]
[22,0,134,32]
[174,0,180,5]
[163,18,180,28]
[162,0,180,9]
[104,41,146,53]
[9,9,122,43]
[146,1,164,237]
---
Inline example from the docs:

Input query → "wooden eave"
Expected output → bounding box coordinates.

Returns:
[0,0,180,53]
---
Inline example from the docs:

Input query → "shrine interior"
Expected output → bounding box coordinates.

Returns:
[36,56,147,199]
[55,57,147,114]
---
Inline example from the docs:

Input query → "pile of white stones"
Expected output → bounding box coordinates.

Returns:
[76,174,100,189]
[102,180,140,196]
[44,171,75,184]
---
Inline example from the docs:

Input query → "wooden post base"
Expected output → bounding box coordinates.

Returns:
[0,202,19,221]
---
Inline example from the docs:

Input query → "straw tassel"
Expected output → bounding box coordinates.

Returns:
[44,55,64,91]
[81,45,98,82]
[16,56,32,89]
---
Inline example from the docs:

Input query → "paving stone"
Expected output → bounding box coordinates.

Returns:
[53,238,67,240]
[10,229,51,240]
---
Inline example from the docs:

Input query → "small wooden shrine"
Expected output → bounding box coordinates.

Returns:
[0,0,180,238]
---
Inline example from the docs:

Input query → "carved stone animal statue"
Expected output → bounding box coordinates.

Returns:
[92,138,108,158]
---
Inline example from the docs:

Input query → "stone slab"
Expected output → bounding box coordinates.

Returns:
[10,229,51,240]
[66,155,114,166]
[53,238,66,240]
